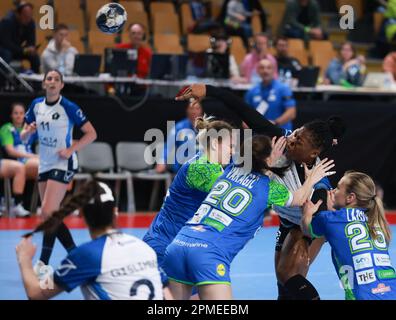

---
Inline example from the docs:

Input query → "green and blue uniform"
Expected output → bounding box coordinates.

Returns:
[0,122,37,163]
[163,164,292,286]
[143,153,223,267]
[310,207,396,300]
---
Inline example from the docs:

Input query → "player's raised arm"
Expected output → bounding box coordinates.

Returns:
[175,84,285,137]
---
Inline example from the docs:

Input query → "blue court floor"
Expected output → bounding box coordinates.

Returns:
[1,226,396,300]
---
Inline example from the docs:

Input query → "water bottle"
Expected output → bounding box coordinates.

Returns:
[285,70,292,88]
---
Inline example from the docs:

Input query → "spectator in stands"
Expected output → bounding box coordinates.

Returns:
[155,101,203,174]
[0,2,39,73]
[224,0,253,48]
[240,33,278,84]
[375,0,396,58]
[242,0,268,32]
[0,102,38,178]
[279,0,325,41]
[383,51,396,80]
[324,42,366,86]
[116,23,152,78]
[275,36,303,78]
[206,34,242,81]
[41,24,78,76]
[189,0,221,34]
[244,58,296,131]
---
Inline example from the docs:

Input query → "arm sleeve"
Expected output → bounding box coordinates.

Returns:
[64,101,88,128]
[64,48,77,76]
[40,50,58,72]
[206,85,286,137]
[267,180,293,208]
[0,125,13,147]
[53,247,101,292]
[309,211,328,238]
[25,101,37,124]
[186,161,223,192]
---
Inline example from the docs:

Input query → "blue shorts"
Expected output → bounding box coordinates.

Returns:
[38,169,76,184]
[163,234,231,286]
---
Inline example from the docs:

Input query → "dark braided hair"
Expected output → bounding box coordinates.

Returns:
[23,181,114,238]
[304,116,346,153]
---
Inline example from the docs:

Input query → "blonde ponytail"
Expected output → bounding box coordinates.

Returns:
[367,196,391,244]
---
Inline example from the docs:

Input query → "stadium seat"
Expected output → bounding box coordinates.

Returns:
[230,36,247,66]
[68,30,85,54]
[311,51,337,79]
[262,1,286,36]
[251,14,262,34]
[36,29,52,54]
[88,30,116,69]
[54,0,84,32]
[152,12,180,35]
[210,0,223,20]
[0,1,15,16]
[187,34,210,52]
[29,0,49,22]
[374,12,384,35]
[119,0,145,13]
[153,34,184,54]
[287,39,309,65]
[78,142,135,213]
[309,40,335,55]
[149,2,175,15]
[116,142,172,212]
[181,2,194,35]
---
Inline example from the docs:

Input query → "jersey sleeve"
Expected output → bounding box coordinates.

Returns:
[25,100,37,124]
[309,211,329,238]
[63,100,88,128]
[267,180,293,208]
[281,85,296,109]
[0,124,13,146]
[186,161,223,193]
[53,243,102,292]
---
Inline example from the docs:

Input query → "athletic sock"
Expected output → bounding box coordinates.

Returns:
[40,231,57,265]
[277,281,294,300]
[56,222,76,252]
[13,194,24,206]
[284,274,320,300]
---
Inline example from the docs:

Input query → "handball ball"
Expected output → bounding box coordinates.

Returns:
[96,3,127,34]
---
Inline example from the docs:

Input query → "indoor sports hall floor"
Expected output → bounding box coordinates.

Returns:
[1,215,395,300]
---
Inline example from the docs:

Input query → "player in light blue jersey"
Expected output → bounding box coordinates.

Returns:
[143,116,235,269]
[21,70,97,274]
[163,135,335,299]
[302,171,396,300]
[16,181,165,300]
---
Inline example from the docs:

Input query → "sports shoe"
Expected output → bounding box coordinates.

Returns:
[10,204,30,217]
[33,260,51,281]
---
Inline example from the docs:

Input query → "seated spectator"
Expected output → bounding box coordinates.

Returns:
[242,0,268,32]
[224,0,253,48]
[375,0,396,58]
[240,33,278,84]
[383,51,396,80]
[279,0,325,41]
[275,36,303,78]
[116,23,152,78]
[244,58,296,131]
[0,2,40,73]
[189,0,222,34]
[155,101,203,174]
[0,103,35,217]
[206,34,243,81]
[41,24,78,76]
[324,42,366,86]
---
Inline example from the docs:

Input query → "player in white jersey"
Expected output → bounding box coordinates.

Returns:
[16,181,165,300]
[21,70,97,273]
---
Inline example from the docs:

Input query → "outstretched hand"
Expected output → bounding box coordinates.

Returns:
[303,158,335,185]
[175,84,206,106]
[303,199,323,217]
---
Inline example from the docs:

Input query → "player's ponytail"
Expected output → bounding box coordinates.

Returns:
[23,181,102,237]
[344,171,391,244]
